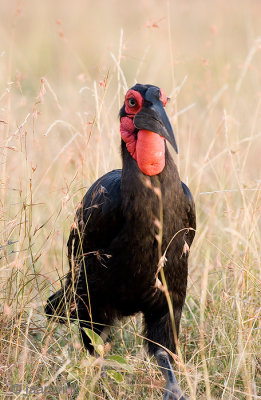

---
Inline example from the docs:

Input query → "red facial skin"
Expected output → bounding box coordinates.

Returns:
[120,89,167,176]
[124,89,143,115]
[136,130,165,176]
[160,88,168,107]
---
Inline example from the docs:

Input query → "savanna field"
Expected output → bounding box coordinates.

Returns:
[0,1,260,399]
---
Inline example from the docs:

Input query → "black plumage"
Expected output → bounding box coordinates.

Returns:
[45,84,196,400]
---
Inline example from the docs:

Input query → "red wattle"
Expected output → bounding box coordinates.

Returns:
[136,130,165,176]
[120,117,137,159]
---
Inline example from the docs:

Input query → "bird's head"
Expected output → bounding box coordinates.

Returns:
[120,84,177,176]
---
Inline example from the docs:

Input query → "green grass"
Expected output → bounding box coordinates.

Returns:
[0,1,260,399]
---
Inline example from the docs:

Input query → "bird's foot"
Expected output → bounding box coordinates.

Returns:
[155,349,187,400]
[163,382,187,400]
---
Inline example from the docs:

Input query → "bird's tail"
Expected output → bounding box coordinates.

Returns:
[45,288,68,324]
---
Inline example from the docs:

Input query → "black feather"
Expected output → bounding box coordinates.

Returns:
[45,83,196,400]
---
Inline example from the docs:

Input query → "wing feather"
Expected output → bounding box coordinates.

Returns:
[67,169,123,265]
[181,181,196,246]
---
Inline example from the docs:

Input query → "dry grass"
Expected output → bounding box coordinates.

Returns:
[0,0,260,399]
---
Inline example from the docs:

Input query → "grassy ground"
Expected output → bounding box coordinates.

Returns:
[0,0,260,399]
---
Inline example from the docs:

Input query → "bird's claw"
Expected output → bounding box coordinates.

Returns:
[163,383,187,400]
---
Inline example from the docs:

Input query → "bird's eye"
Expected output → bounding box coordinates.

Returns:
[128,98,137,107]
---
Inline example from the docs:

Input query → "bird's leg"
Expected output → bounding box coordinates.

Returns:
[155,348,187,400]
[144,307,187,400]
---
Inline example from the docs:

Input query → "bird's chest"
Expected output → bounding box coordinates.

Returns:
[112,204,184,278]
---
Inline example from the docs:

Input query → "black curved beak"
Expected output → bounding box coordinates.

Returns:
[134,95,178,153]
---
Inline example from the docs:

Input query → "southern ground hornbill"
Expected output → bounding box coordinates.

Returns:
[45,84,196,400]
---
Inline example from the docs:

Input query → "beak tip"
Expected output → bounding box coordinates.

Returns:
[170,136,178,154]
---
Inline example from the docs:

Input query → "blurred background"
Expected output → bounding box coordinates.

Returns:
[0,1,260,399]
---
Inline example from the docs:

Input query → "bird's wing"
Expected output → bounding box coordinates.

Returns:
[67,169,123,264]
[181,181,196,245]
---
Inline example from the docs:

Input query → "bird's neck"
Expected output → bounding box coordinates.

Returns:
[121,142,182,228]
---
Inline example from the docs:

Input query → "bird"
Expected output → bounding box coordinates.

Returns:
[45,83,196,400]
